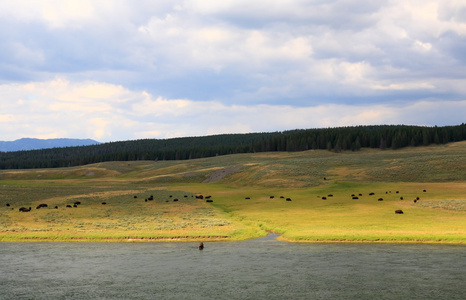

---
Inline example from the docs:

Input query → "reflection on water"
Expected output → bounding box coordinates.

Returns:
[0,236,465,300]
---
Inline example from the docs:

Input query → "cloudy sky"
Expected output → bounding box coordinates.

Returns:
[1,0,465,142]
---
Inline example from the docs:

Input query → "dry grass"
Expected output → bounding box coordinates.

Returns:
[1,142,465,243]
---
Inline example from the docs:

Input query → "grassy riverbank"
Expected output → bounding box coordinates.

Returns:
[1,142,465,243]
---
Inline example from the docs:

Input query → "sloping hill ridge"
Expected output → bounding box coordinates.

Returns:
[0,124,465,169]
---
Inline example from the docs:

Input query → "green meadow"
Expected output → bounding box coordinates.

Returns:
[1,141,465,243]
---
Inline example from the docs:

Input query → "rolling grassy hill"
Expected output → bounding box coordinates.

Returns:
[1,142,465,243]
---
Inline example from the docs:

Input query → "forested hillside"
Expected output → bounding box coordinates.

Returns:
[1,124,465,169]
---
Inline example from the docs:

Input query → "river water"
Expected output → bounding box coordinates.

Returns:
[1,235,465,299]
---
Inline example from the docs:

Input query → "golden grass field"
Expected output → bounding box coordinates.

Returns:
[1,141,465,243]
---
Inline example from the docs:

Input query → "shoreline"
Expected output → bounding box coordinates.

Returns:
[1,235,464,244]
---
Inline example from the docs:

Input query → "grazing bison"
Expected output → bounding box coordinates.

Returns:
[245,197,250,199]
[54,206,58,209]
[416,197,420,200]
[134,196,138,198]
[206,199,213,203]
[358,193,362,196]
[270,196,275,199]
[328,194,333,197]
[6,203,10,207]
[66,205,72,208]
[378,198,383,201]
[19,207,31,212]
[36,203,48,209]
[352,196,359,200]
[395,210,404,214]
[286,198,292,201]
[396,191,399,194]
[102,202,107,205]
[205,196,212,199]
[423,190,426,192]
[413,199,417,203]
[199,242,204,250]
[322,196,327,200]
[195,195,204,199]
[74,201,81,205]
[369,192,375,196]
[73,204,78,208]
[400,197,404,200]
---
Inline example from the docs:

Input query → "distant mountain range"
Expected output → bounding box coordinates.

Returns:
[0,138,100,152]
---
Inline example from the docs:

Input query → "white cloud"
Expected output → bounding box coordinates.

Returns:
[0,79,465,142]
[0,1,465,142]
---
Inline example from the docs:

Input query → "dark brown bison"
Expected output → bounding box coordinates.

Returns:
[206,199,213,203]
[19,207,31,212]
[245,197,250,199]
[322,196,327,200]
[66,205,72,208]
[286,198,292,201]
[196,195,204,199]
[102,202,107,205]
[395,210,404,214]
[199,242,204,250]
[6,203,10,207]
[369,192,375,196]
[74,201,81,205]
[378,198,383,201]
[36,203,48,209]
[352,196,359,200]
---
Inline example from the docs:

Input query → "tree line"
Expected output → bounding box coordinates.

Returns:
[0,124,465,169]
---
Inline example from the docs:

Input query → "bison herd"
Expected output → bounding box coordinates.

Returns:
[5,188,427,216]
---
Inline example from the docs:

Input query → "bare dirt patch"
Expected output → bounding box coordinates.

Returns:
[202,166,241,183]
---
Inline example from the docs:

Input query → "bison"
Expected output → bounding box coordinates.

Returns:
[395,210,404,214]
[36,203,48,209]
[199,242,204,250]
[19,207,31,212]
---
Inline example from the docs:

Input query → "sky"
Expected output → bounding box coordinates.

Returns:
[1,0,465,142]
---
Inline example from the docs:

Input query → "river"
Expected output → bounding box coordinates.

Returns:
[1,235,464,299]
